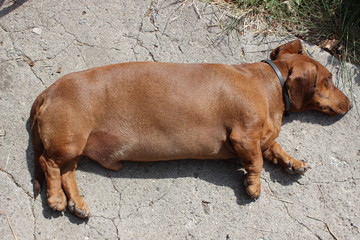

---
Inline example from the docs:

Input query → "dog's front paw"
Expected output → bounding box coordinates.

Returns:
[285,160,310,174]
[68,199,90,218]
[48,191,67,211]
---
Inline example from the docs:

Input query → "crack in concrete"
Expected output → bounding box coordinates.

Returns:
[311,176,360,185]
[0,20,47,87]
[261,176,329,238]
[75,39,122,52]
[0,19,39,236]
[124,32,157,62]
[31,198,37,240]
[89,214,119,239]
[0,58,19,64]
[78,0,123,37]
[29,65,46,86]
[108,175,122,238]
[0,168,32,198]
[87,217,106,238]
[76,45,87,66]
[284,204,323,240]
[117,179,175,221]
[53,1,124,55]
[261,176,294,204]
[0,168,37,239]
[0,22,8,32]
[52,17,128,67]
[148,50,156,62]
[262,173,358,239]
[0,55,45,87]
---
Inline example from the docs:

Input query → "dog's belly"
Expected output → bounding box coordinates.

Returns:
[83,123,235,164]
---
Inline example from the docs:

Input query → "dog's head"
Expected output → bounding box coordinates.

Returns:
[271,40,352,115]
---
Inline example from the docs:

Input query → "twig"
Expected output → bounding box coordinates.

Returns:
[245,227,275,233]
[0,211,18,240]
[191,0,202,19]
[162,0,187,34]
[5,149,11,170]
[245,226,275,233]
[317,184,332,210]
[306,215,339,240]
[325,223,339,240]
[269,197,294,204]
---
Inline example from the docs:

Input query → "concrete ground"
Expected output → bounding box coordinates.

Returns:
[0,0,359,239]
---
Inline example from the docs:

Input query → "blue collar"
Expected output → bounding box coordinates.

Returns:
[261,59,291,114]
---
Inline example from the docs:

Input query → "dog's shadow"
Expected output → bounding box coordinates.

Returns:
[282,109,347,126]
[25,110,343,220]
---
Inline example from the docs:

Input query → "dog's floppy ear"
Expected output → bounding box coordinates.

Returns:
[270,40,305,60]
[285,63,317,111]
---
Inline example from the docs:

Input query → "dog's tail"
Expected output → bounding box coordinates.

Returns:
[30,91,46,198]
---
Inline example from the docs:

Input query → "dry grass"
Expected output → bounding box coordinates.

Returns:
[207,0,360,65]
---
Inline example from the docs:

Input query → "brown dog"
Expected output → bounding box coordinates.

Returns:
[30,40,352,218]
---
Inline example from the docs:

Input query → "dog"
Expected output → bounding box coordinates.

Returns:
[30,40,352,218]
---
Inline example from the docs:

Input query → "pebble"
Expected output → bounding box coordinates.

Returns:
[32,27,42,35]
[7,49,22,58]
[330,156,348,168]
[79,19,86,25]
[0,129,6,137]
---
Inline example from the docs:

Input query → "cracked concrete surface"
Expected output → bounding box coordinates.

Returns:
[0,0,359,239]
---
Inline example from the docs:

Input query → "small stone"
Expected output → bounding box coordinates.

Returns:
[150,12,157,23]
[79,19,86,25]
[32,28,42,35]
[201,200,210,214]
[330,156,348,168]
[0,129,6,137]
[7,49,22,58]
[56,66,62,73]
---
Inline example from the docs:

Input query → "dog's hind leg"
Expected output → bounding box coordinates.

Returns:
[38,126,89,217]
[61,157,90,218]
[39,153,67,211]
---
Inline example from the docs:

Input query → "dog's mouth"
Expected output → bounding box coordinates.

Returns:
[314,97,352,116]
[321,104,351,116]
[323,107,338,116]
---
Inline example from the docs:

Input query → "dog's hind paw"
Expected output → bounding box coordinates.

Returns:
[48,192,67,211]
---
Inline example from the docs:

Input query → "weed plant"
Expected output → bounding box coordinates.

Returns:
[218,0,360,64]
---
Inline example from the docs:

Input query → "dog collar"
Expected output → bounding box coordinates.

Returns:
[261,59,291,114]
